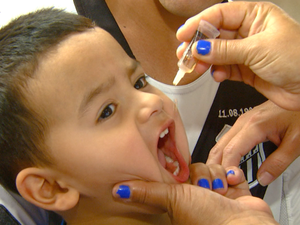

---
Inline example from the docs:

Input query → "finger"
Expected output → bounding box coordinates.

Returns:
[176,42,189,59]
[206,120,245,165]
[210,65,230,83]
[257,130,300,186]
[208,109,274,168]
[176,41,211,76]
[176,42,213,77]
[191,38,254,67]
[225,167,251,199]
[208,164,227,195]
[221,129,268,168]
[112,181,170,212]
[210,64,258,86]
[226,167,246,187]
[189,163,212,189]
[193,61,211,76]
[112,180,211,222]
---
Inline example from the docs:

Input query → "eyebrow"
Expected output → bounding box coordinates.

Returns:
[79,76,116,116]
[127,60,140,77]
[79,60,140,116]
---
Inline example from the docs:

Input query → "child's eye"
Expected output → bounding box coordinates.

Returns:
[98,103,116,121]
[134,75,148,90]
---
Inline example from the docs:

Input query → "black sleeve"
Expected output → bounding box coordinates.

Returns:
[0,205,21,225]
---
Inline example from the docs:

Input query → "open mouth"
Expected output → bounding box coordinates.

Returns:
[157,122,189,183]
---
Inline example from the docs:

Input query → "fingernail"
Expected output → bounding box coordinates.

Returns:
[211,69,215,76]
[226,170,235,176]
[197,178,210,189]
[258,172,274,187]
[196,40,211,55]
[116,185,131,199]
[178,24,184,30]
[212,178,224,189]
[179,42,184,47]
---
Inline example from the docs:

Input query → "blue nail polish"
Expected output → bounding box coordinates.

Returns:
[116,185,131,199]
[196,40,211,55]
[197,179,210,189]
[212,178,224,189]
[211,69,215,76]
[226,170,235,176]
[178,24,184,30]
[179,42,184,47]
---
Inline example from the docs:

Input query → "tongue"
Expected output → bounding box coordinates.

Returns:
[158,149,166,168]
[158,149,179,175]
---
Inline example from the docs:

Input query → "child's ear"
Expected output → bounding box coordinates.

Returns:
[16,167,80,211]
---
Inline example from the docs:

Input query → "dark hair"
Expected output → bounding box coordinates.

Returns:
[0,8,95,193]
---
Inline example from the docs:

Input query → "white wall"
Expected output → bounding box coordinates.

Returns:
[0,0,76,28]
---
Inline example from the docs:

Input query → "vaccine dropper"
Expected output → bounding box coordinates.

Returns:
[173,20,220,85]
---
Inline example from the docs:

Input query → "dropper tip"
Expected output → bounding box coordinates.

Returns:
[173,69,186,86]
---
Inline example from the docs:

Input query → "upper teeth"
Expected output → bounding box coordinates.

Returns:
[159,128,169,138]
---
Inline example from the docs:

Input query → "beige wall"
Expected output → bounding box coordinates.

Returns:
[236,0,300,22]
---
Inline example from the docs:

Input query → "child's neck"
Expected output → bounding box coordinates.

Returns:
[65,212,171,225]
[60,192,172,225]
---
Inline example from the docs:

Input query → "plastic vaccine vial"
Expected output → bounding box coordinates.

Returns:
[173,20,220,85]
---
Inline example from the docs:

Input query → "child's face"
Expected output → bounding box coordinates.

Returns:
[26,28,190,202]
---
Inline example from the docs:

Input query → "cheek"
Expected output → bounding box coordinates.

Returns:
[53,131,165,191]
[107,133,164,181]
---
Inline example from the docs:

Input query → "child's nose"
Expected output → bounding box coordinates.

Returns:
[136,93,163,124]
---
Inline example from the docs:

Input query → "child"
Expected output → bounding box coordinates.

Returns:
[0,8,248,224]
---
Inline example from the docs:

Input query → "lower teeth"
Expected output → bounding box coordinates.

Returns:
[173,166,180,176]
[165,155,180,176]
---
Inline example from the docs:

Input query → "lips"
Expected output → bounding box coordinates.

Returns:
[157,121,189,183]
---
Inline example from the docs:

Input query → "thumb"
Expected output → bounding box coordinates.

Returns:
[257,139,300,186]
[112,180,188,212]
[192,38,251,66]
[112,180,215,225]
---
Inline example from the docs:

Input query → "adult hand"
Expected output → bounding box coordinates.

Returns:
[112,164,279,225]
[176,1,300,111]
[112,181,277,225]
[207,100,300,186]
